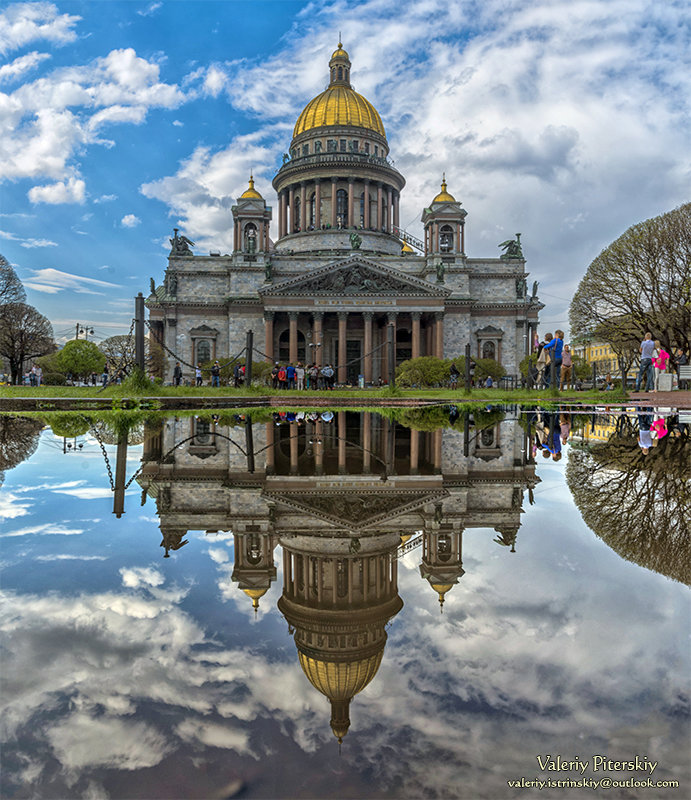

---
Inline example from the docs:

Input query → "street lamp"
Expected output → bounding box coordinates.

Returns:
[75,324,95,340]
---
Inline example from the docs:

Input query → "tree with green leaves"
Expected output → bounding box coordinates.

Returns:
[0,303,55,383]
[56,339,105,381]
[570,203,691,367]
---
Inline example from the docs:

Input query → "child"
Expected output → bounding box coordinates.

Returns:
[652,340,670,391]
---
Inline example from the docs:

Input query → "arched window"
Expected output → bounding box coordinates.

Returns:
[196,339,211,363]
[309,192,316,228]
[440,224,454,252]
[331,68,336,81]
[278,329,306,362]
[193,418,212,446]
[359,191,366,226]
[336,188,347,227]
[244,222,257,253]
[338,66,343,80]
[293,197,301,231]
[482,341,496,360]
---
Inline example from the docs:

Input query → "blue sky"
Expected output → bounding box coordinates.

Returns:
[0,0,689,344]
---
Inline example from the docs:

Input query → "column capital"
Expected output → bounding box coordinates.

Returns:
[263,310,275,321]
[347,176,355,184]
[362,311,374,320]
[313,311,324,321]
[435,310,445,320]
[387,311,398,323]
[411,311,422,321]
[288,311,299,321]
[337,311,349,321]
[331,177,338,184]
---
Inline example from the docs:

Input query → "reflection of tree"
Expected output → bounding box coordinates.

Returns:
[566,422,690,585]
[0,415,43,473]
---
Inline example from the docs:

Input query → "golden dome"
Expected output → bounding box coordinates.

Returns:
[433,175,456,203]
[240,175,262,200]
[298,651,383,700]
[294,86,385,138]
[399,533,413,544]
[400,241,415,255]
[331,42,349,59]
[430,582,454,609]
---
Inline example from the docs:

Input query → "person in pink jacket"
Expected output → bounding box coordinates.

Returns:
[652,340,670,391]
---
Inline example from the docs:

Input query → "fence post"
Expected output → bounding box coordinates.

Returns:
[592,362,597,390]
[112,430,128,519]
[135,293,145,372]
[464,343,471,394]
[387,324,395,388]
[245,330,254,387]
[245,415,255,473]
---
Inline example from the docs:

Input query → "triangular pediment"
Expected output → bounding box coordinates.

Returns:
[262,487,449,530]
[260,256,450,297]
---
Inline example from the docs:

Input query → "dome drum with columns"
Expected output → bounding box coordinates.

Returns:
[146,43,542,386]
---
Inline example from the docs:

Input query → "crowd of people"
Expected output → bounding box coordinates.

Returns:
[270,362,337,390]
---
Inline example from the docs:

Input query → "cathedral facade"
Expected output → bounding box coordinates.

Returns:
[147,44,542,382]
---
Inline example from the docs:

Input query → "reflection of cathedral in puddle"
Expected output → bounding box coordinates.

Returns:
[138,411,538,741]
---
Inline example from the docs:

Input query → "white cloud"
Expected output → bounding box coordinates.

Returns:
[119,566,164,589]
[0,46,187,191]
[35,554,107,561]
[120,213,140,228]
[23,267,119,295]
[0,50,51,82]
[51,487,114,499]
[94,194,117,203]
[28,176,85,204]
[0,228,56,247]
[137,2,162,17]
[0,2,80,55]
[172,119,183,127]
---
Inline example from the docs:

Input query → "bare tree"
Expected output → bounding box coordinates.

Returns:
[0,415,43,473]
[0,303,54,384]
[0,255,26,306]
[570,203,691,366]
[566,421,690,585]
[99,334,136,374]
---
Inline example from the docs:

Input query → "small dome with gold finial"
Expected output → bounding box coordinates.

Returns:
[242,587,268,610]
[400,241,415,255]
[430,582,454,610]
[240,175,263,200]
[433,174,456,204]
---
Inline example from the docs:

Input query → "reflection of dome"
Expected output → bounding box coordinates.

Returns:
[399,533,413,544]
[294,87,386,138]
[240,176,263,200]
[430,582,454,606]
[298,651,383,699]
[242,587,268,609]
[299,651,384,743]
[401,241,414,254]
[432,176,456,203]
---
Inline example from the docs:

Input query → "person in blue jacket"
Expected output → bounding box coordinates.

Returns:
[542,329,564,387]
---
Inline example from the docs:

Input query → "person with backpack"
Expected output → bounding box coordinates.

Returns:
[271,363,279,389]
[211,361,221,387]
[277,364,287,389]
[449,362,460,388]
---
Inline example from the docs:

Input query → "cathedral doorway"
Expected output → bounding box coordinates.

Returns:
[346,340,362,384]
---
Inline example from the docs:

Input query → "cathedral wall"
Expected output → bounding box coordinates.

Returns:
[443,312,471,358]
[469,315,522,375]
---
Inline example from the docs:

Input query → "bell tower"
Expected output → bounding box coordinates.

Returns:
[421,175,467,257]
[232,175,272,255]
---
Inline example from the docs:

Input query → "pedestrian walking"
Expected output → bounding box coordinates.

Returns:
[271,363,279,389]
[195,363,203,386]
[102,364,109,387]
[277,365,287,389]
[173,362,183,386]
[635,332,655,392]
[652,340,670,391]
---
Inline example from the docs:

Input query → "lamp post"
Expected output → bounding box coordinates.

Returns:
[75,324,95,340]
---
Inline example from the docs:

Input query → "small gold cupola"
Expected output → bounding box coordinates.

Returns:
[329,40,352,86]
[433,173,456,204]
[240,174,263,200]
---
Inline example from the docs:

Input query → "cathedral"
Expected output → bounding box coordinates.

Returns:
[147,43,542,382]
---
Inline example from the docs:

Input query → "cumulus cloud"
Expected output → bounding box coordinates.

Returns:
[0,50,51,82]
[0,42,187,195]
[120,213,140,228]
[0,2,80,55]
[0,523,84,537]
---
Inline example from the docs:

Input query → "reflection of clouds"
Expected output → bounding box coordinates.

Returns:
[52,487,114,500]
[1,523,85,537]
[46,713,172,772]
[1,511,688,796]
[0,491,31,519]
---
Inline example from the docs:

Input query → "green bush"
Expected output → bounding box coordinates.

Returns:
[47,413,91,437]
[56,340,105,380]
[396,355,507,388]
[42,372,67,385]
